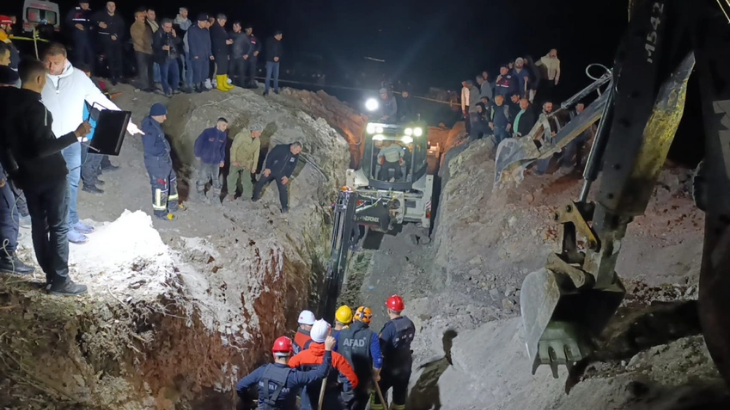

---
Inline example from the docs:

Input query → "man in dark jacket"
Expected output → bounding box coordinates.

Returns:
[194,118,228,203]
[494,64,518,99]
[153,19,181,97]
[92,1,125,84]
[253,142,302,213]
[210,14,233,92]
[243,24,261,89]
[263,30,283,96]
[188,14,213,93]
[66,1,94,68]
[513,98,537,137]
[141,103,182,220]
[489,94,512,144]
[229,22,250,87]
[0,59,91,295]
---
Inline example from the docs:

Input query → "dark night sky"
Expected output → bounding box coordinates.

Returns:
[8,0,628,98]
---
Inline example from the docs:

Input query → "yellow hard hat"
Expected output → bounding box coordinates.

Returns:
[335,305,353,324]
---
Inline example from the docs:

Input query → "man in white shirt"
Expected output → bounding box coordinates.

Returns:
[42,43,143,244]
[377,141,404,182]
[461,80,471,135]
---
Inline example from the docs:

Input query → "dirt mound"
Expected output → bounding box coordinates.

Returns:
[0,85,353,409]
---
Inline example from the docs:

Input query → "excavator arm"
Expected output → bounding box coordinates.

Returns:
[521,0,730,387]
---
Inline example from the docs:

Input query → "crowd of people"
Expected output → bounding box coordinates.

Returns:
[63,1,284,96]
[458,49,595,171]
[237,296,416,410]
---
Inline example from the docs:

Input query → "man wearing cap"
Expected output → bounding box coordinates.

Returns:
[141,103,183,221]
[227,123,261,201]
[188,14,213,93]
[65,1,94,68]
[371,295,415,410]
[236,334,336,410]
[289,319,359,410]
[194,118,228,203]
[294,309,316,354]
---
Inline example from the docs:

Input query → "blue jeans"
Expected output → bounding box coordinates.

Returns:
[80,144,103,185]
[0,179,19,253]
[153,62,161,83]
[182,54,193,87]
[160,58,180,95]
[62,142,82,226]
[265,61,280,93]
[494,126,510,144]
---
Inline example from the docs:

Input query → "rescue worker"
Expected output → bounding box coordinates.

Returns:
[371,295,415,410]
[334,305,353,335]
[236,335,336,410]
[336,306,382,410]
[66,1,94,68]
[227,123,261,201]
[0,16,18,70]
[288,319,359,410]
[252,142,302,214]
[294,310,316,354]
[92,2,126,85]
[141,104,183,221]
[194,118,228,203]
[243,24,260,89]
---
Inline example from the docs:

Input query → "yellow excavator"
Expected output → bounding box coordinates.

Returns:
[500,0,730,389]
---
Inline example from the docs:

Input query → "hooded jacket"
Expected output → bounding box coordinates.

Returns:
[194,127,227,165]
[288,341,359,389]
[0,87,78,188]
[173,15,192,32]
[264,144,299,178]
[230,129,260,171]
[141,116,170,158]
[41,60,122,139]
[187,24,212,59]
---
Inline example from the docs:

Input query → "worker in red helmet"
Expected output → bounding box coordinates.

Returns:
[236,334,336,410]
[0,15,19,70]
[371,295,415,410]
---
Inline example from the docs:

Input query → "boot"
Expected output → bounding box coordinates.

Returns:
[49,278,88,296]
[0,254,35,274]
[82,184,104,194]
[222,74,235,90]
[156,212,177,221]
[216,75,229,92]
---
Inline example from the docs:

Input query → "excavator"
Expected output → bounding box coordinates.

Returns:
[495,0,730,390]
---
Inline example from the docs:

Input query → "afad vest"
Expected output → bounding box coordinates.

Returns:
[258,364,293,410]
[337,323,373,383]
[385,316,415,370]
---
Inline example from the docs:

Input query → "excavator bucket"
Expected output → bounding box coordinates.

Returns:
[521,266,625,377]
[494,78,612,187]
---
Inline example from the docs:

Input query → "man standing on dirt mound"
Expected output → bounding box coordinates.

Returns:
[336,306,382,410]
[194,118,228,204]
[288,319,359,410]
[235,335,336,410]
[371,295,415,410]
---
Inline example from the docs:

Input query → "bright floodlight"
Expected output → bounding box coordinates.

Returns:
[375,125,384,134]
[414,127,423,137]
[366,123,376,134]
[404,128,413,136]
[365,98,379,112]
[403,136,413,144]
[373,134,385,141]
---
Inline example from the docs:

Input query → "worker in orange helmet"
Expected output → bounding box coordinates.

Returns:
[371,295,415,410]
[235,334,336,410]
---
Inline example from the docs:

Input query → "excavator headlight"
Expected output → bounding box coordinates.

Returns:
[404,128,413,136]
[414,127,424,137]
[365,98,379,112]
[403,136,413,144]
[373,134,385,141]
[366,123,376,134]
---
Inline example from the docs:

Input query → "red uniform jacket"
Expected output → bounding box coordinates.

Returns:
[289,342,359,388]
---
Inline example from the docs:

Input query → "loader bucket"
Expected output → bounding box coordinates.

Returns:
[521,267,625,377]
[493,137,540,186]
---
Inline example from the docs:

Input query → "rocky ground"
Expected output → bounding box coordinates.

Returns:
[347,136,727,409]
